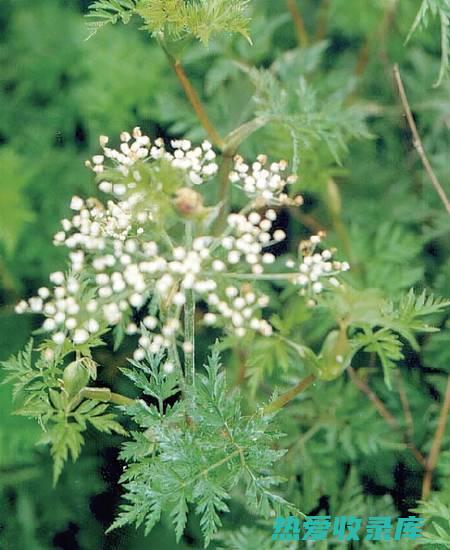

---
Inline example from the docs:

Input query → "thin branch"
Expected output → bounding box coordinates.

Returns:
[348,367,398,428]
[348,367,426,467]
[315,0,330,41]
[160,40,225,150]
[422,375,450,499]
[393,64,450,214]
[214,154,234,232]
[397,370,414,440]
[264,374,316,415]
[184,220,196,391]
[172,60,224,150]
[286,0,309,48]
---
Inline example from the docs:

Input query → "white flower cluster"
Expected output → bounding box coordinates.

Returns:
[285,233,350,304]
[85,127,218,197]
[229,154,303,206]
[220,209,284,275]
[16,129,349,360]
[15,271,101,346]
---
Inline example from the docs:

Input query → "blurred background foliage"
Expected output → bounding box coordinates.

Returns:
[1,0,450,548]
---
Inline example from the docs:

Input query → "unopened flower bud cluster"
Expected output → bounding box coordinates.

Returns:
[16,129,349,360]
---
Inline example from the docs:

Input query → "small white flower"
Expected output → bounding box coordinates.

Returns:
[65,318,77,330]
[52,332,66,345]
[29,297,43,312]
[204,313,217,325]
[133,348,145,361]
[182,341,193,353]
[99,181,113,193]
[142,316,156,330]
[50,271,65,285]
[70,196,84,211]
[38,287,50,299]
[173,292,186,306]
[312,282,323,294]
[87,319,100,333]
[73,329,89,344]
[273,229,286,242]
[43,318,56,331]
[163,362,175,374]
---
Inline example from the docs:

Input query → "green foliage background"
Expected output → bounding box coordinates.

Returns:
[1,0,450,547]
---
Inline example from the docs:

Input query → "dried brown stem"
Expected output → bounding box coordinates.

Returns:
[286,0,309,48]
[422,376,450,499]
[393,64,450,215]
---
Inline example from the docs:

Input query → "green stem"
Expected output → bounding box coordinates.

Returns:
[213,153,234,233]
[184,288,195,389]
[264,374,316,414]
[180,448,242,488]
[214,271,342,281]
[79,387,135,406]
[184,221,196,391]
[170,335,186,394]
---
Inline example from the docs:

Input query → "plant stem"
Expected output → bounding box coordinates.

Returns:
[348,367,398,427]
[422,375,450,499]
[219,270,342,281]
[79,387,135,406]
[264,374,316,415]
[184,221,196,391]
[397,370,414,440]
[213,153,234,233]
[170,334,186,395]
[286,0,309,47]
[184,289,195,389]
[393,64,450,215]
[315,0,330,41]
[161,41,225,150]
[180,449,242,489]
[348,367,426,467]
[173,60,224,149]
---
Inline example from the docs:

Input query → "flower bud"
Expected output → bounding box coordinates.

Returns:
[63,361,90,397]
[174,187,204,217]
[317,328,350,381]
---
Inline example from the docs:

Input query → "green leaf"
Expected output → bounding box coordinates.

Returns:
[44,421,85,484]
[352,329,403,389]
[137,0,251,44]
[171,495,189,543]
[86,0,138,38]
[0,149,35,254]
[87,410,128,435]
[407,0,450,86]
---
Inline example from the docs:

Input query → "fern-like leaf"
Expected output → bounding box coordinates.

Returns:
[407,0,450,86]
[86,0,138,38]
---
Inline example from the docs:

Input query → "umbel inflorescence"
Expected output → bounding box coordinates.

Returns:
[15,128,349,362]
